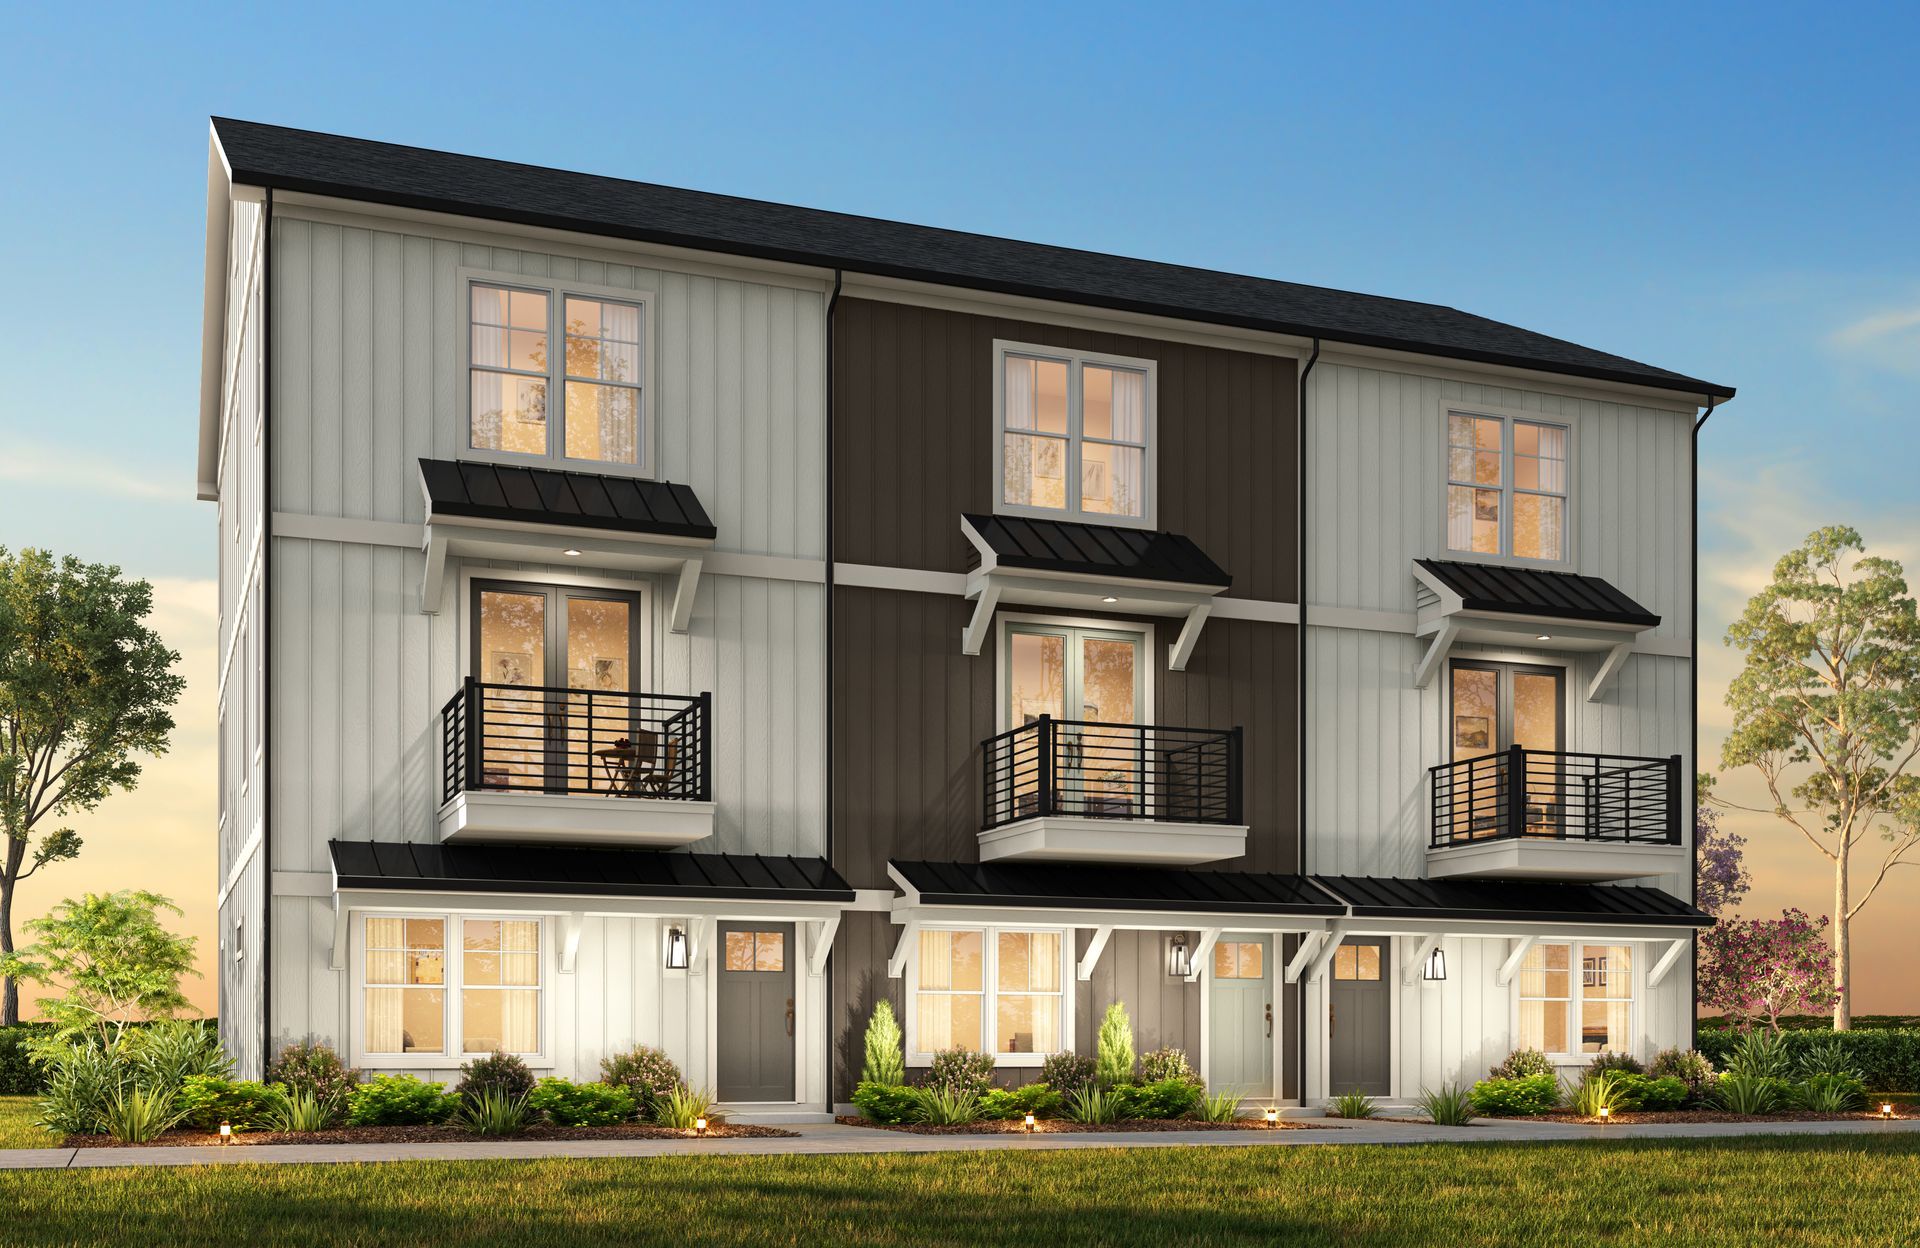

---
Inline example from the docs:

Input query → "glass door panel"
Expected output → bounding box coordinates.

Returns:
[1005,625,1144,818]
[563,596,633,793]
[1079,636,1140,814]
[1449,661,1564,839]
[476,590,548,789]
[1512,670,1564,835]
[1449,665,1499,837]
[1007,632,1066,819]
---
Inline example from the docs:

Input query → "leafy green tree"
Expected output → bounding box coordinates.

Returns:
[1095,1001,1135,1087]
[0,890,199,1041]
[861,999,905,1086]
[1721,526,1920,1028]
[0,548,183,1025]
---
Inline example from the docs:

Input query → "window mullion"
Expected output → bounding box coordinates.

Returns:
[1068,364,1084,520]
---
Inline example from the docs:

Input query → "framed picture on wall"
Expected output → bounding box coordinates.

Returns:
[1453,715,1491,751]
[490,651,534,686]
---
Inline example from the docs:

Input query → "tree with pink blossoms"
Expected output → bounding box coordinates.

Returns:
[1694,802,1751,918]
[1696,907,1840,1031]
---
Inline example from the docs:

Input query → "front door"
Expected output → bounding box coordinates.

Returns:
[1006,624,1145,816]
[1207,935,1272,1098]
[1450,660,1564,836]
[1328,938,1390,1096]
[717,923,795,1102]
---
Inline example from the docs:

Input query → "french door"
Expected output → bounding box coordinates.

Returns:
[1449,660,1564,837]
[1006,623,1145,816]
[471,582,643,793]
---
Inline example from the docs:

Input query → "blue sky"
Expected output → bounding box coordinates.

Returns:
[1,2,1916,1009]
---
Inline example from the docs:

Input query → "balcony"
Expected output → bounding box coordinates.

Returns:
[978,716,1249,865]
[437,679,715,847]
[1427,746,1684,882]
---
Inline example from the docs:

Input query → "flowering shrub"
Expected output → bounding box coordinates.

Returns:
[1138,1047,1200,1087]
[924,1047,995,1098]
[601,1046,683,1116]
[455,1051,536,1101]
[267,1040,360,1111]
[1039,1051,1096,1096]
[1488,1048,1555,1080]
[1698,908,1840,1030]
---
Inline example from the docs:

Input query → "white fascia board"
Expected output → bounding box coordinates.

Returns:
[333,888,848,921]
[888,902,1332,934]
[197,128,234,501]
[1341,917,1699,944]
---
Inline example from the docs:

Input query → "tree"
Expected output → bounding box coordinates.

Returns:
[0,548,183,1025]
[860,999,905,1086]
[0,890,199,1041]
[1095,1001,1135,1088]
[1696,908,1840,1031]
[1721,526,1920,1028]
[1695,804,1752,918]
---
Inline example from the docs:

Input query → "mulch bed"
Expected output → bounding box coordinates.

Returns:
[63,1122,798,1148]
[1516,1109,1907,1126]
[833,1115,1321,1134]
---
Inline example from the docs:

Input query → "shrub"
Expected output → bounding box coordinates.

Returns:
[1119,1078,1203,1120]
[1065,1085,1125,1124]
[0,1025,52,1095]
[861,1000,906,1087]
[347,1075,458,1126]
[1489,1048,1556,1080]
[1649,1048,1717,1101]
[1469,1074,1560,1117]
[925,1047,995,1098]
[1198,1090,1243,1123]
[1798,1037,1864,1081]
[910,1086,981,1125]
[1585,1051,1644,1078]
[33,1038,127,1135]
[1606,1073,1688,1111]
[1416,1084,1474,1126]
[1697,1027,1920,1092]
[1095,1004,1136,1088]
[101,1085,187,1143]
[1724,1029,1794,1081]
[266,1088,336,1133]
[1040,1051,1097,1096]
[526,1077,635,1127]
[978,1083,1062,1121]
[601,1046,684,1116]
[455,1051,536,1102]
[128,1021,230,1094]
[1796,1073,1866,1113]
[1570,1073,1629,1118]
[851,1080,920,1125]
[1329,1091,1378,1119]
[1714,1074,1788,1115]
[267,1040,360,1112]
[454,1089,530,1136]
[1138,1047,1200,1087]
[174,1075,280,1132]
[652,1085,720,1131]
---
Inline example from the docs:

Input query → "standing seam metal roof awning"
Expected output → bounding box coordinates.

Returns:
[1414,558,1658,628]
[963,513,1230,587]
[331,841,853,903]
[890,860,1343,916]
[1312,875,1712,928]
[419,458,717,541]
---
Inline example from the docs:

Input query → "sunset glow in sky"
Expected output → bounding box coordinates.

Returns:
[1,2,1916,1017]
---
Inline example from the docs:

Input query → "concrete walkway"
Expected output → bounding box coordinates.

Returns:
[1,1116,1915,1172]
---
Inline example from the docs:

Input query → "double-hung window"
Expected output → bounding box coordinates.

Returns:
[911,926,1066,1063]
[996,341,1154,527]
[360,914,545,1063]
[1446,411,1569,562]
[467,274,649,474]
[1517,941,1632,1056]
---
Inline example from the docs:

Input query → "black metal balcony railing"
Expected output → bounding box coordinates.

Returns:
[1428,746,1681,848]
[442,678,711,805]
[982,716,1243,830]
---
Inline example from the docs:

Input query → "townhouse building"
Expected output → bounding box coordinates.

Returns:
[200,118,1728,1115]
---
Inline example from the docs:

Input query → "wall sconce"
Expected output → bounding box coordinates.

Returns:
[665,925,690,970]
[1423,947,1447,982]
[1168,933,1191,978]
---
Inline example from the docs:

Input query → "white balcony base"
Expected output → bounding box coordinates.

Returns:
[1426,837,1686,882]
[438,790,715,848]
[978,816,1249,866]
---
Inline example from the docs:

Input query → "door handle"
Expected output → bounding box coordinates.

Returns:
[1265,1002,1273,1038]
[785,997,796,1038]
[1329,1003,1336,1037]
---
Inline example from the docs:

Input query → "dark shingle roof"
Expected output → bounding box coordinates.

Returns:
[963,513,1230,588]
[1416,558,1659,628]
[420,458,715,540]
[1313,875,1711,927]
[212,118,1732,400]
[331,840,852,902]
[890,860,1343,916]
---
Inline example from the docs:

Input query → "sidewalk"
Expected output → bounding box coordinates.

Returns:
[2,1116,1916,1172]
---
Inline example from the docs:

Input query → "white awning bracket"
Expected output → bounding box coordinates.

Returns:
[961,583,1002,656]
[886,919,922,979]
[1402,933,1443,986]
[559,912,586,974]
[689,916,715,978]
[1283,931,1327,985]
[1586,641,1634,702]
[669,557,704,635]
[1185,928,1223,983]
[1648,936,1690,987]
[807,917,841,978]
[1304,921,1350,985]
[1496,935,1538,986]
[1077,926,1115,982]
[329,895,349,972]
[1414,621,1460,689]
[1168,602,1212,672]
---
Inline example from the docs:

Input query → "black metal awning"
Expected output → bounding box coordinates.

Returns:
[1414,558,1658,628]
[331,841,852,903]
[419,458,717,541]
[1312,875,1712,928]
[963,513,1230,588]
[890,860,1343,916]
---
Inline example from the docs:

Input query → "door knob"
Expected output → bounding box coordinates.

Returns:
[1265,1002,1273,1037]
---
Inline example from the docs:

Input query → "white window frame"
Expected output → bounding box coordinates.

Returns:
[992,339,1157,530]
[905,923,1074,1068]
[1513,939,1637,1062]
[993,612,1157,733]
[1441,405,1574,568]
[349,911,554,1070]
[458,267,657,479]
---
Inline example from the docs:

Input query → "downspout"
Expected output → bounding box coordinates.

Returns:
[1689,394,1716,1050]
[260,187,274,1074]
[823,267,842,1105]
[1294,336,1319,1104]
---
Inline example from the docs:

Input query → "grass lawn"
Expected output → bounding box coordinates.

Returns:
[0,1095,55,1149]
[3,1136,1919,1246]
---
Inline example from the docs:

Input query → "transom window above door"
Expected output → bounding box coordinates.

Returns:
[995,341,1155,527]
[466,274,651,475]
[1445,411,1568,563]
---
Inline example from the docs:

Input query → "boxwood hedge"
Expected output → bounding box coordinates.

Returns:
[1696,1028,1920,1092]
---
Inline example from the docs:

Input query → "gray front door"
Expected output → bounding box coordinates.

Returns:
[1328,938,1390,1096]
[1207,935,1272,1097]
[717,923,795,1102]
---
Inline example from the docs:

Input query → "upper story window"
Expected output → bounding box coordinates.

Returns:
[994,341,1155,528]
[1446,411,1568,563]
[466,274,650,475]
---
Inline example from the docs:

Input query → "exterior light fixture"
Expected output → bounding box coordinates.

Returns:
[1263,1107,1279,1128]
[1168,932,1191,978]
[1102,596,1119,604]
[219,1119,232,1145]
[664,926,690,970]
[1597,1105,1610,1124]
[1023,1112,1036,1133]
[1535,634,1552,642]
[1883,1103,1896,1120]
[694,1116,709,1137]
[1423,947,1447,981]
[563,548,583,557]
